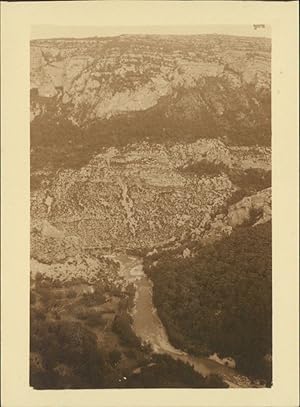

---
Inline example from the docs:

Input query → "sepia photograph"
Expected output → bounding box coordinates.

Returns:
[1,2,299,406]
[30,24,272,389]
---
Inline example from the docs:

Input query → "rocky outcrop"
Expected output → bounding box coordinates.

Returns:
[227,187,271,227]
[201,187,271,246]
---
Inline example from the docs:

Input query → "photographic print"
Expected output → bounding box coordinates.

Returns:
[29,24,272,390]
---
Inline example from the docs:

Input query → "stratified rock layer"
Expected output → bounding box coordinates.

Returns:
[30,35,271,146]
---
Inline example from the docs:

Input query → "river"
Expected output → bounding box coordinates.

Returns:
[111,253,258,388]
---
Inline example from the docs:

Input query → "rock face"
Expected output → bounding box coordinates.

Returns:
[227,187,271,227]
[30,35,271,146]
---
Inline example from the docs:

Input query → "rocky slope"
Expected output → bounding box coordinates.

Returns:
[31,139,271,260]
[30,34,271,274]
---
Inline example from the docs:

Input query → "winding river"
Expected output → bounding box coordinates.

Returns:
[111,253,257,388]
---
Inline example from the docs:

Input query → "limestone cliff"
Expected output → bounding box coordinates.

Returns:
[31,35,271,146]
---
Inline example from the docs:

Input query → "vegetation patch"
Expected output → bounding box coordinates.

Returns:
[144,222,272,385]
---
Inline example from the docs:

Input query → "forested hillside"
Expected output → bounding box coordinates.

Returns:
[144,221,272,385]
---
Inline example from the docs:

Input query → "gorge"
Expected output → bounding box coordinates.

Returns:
[30,33,272,389]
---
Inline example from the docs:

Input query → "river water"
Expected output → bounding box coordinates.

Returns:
[111,253,257,388]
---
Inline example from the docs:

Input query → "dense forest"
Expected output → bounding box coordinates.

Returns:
[144,222,272,385]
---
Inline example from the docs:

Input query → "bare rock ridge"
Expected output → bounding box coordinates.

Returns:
[31,35,271,147]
